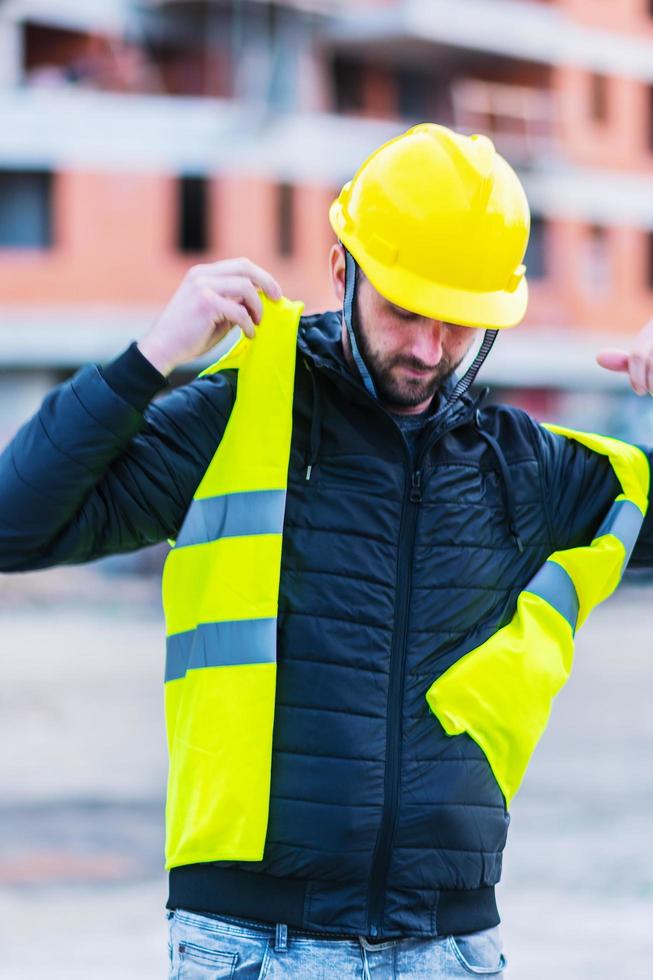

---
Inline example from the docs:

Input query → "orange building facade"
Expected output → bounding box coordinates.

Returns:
[2,0,653,396]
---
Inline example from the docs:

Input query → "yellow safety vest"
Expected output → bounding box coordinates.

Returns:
[426,426,649,806]
[161,296,649,869]
[162,295,304,869]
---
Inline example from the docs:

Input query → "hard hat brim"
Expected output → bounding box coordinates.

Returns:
[331,196,529,330]
[364,249,528,329]
[339,237,528,330]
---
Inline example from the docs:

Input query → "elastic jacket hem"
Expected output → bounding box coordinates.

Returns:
[166,865,499,939]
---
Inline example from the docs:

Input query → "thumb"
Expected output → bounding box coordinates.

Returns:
[596,348,629,372]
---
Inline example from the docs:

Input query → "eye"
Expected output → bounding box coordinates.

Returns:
[393,306,419,321]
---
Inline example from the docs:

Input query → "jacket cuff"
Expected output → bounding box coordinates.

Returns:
[100,341,169,412]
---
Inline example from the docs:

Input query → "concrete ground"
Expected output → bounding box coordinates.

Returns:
[0,567,651,979]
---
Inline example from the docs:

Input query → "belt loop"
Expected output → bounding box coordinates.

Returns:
[274,923,288,953]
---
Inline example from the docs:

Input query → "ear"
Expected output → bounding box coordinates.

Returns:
[329,243,346,304]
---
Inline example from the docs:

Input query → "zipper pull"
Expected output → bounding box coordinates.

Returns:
[305,463,313,481]
[410,470,422,503]
[511,527,525,554]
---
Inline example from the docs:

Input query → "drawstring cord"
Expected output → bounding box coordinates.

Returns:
[342,247,379,400]
[363,952,372,980]
[303,358,323,481]
[474,410,525,554]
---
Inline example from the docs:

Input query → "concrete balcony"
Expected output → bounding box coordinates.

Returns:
[2,0,134,34]
[0,86,399,181]
[3,86,653,228]
[0,302,633,393]
[0,306,155,368]
[328,0,653,84]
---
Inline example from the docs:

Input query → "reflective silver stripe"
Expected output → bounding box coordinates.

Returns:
[165,619,277,682]
[176,490,286,549]
[524,560,579,633]
[595,498,644,566]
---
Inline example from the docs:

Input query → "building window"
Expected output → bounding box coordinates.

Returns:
[396,68,428,120]
[333,56,364,113]
[589,73,609,123]
[177,175,209,253]
[276,183,295,258]
[649,85,653,152]
[583,224,612,297]
[0,170,52,248]
[524,214,547,279]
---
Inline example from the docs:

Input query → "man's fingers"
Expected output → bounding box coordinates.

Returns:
[203,290,256,339]
[200,275,264,324]
[596,348,629,373]
[197,258,282,300]
[629,350,649,395]
[596,346,653,394]
[232,258,283,300]
[632,332,653,395]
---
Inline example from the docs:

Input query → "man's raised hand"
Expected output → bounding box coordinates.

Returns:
[596,319,653,396]
[138,258,283,377]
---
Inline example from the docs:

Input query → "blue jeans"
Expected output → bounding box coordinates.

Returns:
[167,909,507,978]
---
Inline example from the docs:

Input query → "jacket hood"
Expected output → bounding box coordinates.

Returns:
[297,309,348,375]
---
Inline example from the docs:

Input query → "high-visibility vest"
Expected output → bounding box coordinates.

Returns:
[426,425,649,806]
[161,296,650,869]
[162,295,304,869]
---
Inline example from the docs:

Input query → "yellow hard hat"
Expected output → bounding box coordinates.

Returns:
[329,123,530,329]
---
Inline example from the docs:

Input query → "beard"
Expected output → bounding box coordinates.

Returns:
[355,310,465,410]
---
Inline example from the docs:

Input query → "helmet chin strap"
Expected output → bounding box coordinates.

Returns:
[444,328,499,409]
[342,244,499,410]
[342,247,379,400]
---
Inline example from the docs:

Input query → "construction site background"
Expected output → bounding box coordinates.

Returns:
[1,1,653,976]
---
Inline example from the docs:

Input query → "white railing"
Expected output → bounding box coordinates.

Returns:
[451,79,557,166]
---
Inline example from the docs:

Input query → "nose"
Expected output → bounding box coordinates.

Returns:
[408,320,444,365]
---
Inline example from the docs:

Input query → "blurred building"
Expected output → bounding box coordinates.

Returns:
[2,0,653,436]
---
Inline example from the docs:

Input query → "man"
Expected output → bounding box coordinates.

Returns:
[1,124,653,978]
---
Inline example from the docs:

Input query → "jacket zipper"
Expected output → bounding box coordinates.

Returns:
[366,462,422,937]
[366,425,469,938]
[308,357,473,938]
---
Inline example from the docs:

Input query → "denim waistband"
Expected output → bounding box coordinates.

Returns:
[199,911,375,943]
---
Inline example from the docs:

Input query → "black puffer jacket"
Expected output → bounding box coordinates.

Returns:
[1,311,652,939]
